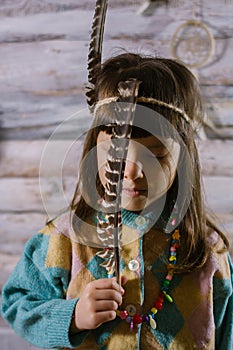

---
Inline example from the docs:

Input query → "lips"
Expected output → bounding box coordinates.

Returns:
[123,187,147,198]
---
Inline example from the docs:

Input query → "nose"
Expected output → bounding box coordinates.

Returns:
[124,159,143,181]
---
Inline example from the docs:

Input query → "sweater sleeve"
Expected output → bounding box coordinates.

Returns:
[1,232,89,349]
[214,253,233,350]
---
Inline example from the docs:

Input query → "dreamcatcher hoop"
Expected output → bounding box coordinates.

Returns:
[170,19,215,68]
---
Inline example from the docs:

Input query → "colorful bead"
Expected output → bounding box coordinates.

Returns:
[142,315,149,322]
[164,292,173,303]
[157,299,164,305]
[119,310,128,320]
[169,256,176,262]
[173,230,180,240]
[150,307,158,314]
[165,274,172,281]
[126,316,132,323]
[149,315,157,329]
[159,292,165,298]
[173,242,180,249]
[133,315,142,324]
[154,301,163,310]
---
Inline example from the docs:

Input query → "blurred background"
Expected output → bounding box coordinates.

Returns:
[0,0,232,348]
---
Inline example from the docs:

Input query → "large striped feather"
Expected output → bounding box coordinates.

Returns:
[97,79,141,284]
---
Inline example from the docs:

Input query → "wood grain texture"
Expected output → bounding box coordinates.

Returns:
[0,1,232,140]
[0,140,82,177]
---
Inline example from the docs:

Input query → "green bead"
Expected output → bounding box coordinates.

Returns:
[164,293,173,303]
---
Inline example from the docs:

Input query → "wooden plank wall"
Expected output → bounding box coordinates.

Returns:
[0,0,233,296]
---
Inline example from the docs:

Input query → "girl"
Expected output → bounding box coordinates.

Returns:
[2,53,233,350]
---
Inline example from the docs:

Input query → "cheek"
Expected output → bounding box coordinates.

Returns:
[166,154,179,183]
[158,156,178,192]
[145,157,177,195]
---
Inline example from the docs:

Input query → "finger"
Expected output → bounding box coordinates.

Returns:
[109,278,125,294]
[93,310,116,328]
[93,278,124,294]
[95,300,118,312]
[94,289,123,305]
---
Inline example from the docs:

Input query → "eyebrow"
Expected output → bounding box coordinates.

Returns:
[149,146,169,156]
[149,144,167,150]
[146,141,168,151]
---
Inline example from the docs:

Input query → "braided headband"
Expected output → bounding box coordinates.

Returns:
[93,96,190,123]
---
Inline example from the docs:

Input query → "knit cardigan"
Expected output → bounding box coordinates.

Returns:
[2,210,233,350]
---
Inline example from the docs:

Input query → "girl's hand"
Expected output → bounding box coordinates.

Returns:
[71,278,125,333]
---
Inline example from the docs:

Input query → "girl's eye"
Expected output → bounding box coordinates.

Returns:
[149,151,169,160]
[156,155,166,160]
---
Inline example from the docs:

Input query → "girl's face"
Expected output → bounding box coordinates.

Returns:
[97,131,180,212]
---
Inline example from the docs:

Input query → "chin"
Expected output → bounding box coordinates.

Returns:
[122,197,147,212]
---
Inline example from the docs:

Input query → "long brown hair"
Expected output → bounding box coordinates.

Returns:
[71,52,228,272]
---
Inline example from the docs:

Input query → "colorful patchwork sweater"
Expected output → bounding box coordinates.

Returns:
[2,210,233,350]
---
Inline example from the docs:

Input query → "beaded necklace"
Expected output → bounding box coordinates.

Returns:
[116,228,180,331]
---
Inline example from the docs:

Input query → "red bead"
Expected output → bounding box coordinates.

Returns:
[119,310,128,320]
[159,292,165,300]
[157,297,164,303]
[133,314,143,324]
[173,243,180,249]
[154,301,163,310]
